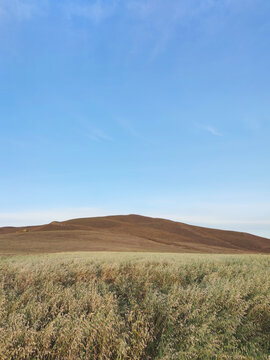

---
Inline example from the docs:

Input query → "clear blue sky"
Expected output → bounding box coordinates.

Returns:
[0,0,270,237]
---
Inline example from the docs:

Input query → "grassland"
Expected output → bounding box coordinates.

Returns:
[0,252,269,359]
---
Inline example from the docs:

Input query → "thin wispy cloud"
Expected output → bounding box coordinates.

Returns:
[198,124,223,136]
[75,119,113,142]
[204,125,222,136]
[0,0,251,58]
[86,127,113,142]
[63,0,119,23]
[0,0,118,23]
[117,118,142,139]
[117,118,157,145]
[124,0,261,59]
[0,0,46,21]
[126,0,156,19]
[0,0,255,23]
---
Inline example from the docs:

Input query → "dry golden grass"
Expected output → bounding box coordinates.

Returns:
[0,252,270,359]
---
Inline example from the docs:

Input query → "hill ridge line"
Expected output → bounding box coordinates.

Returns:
[0,214,269,255]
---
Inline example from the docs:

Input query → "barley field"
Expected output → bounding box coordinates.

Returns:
[0,252,269,359]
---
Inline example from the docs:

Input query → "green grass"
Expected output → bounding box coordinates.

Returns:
[0,252,270,359]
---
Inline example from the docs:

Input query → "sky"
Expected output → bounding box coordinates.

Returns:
[0,0,270,237]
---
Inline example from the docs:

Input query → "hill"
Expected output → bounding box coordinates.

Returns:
[0,214,269,254]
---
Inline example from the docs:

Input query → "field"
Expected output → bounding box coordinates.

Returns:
[0,252,270,359]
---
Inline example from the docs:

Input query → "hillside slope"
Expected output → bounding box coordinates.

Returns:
[0,214,269,254]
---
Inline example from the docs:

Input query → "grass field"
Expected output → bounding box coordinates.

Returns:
[0,252,270,359]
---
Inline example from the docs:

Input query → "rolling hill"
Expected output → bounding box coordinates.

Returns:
[0,214,269,254]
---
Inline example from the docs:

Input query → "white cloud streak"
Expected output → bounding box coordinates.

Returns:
[0,0,47,21]
[197,123,223,136]
[0,0,256,23]
[204,125,222,136]
[117,118,142,139]
[63,0,119,23]
[85,127,113,142]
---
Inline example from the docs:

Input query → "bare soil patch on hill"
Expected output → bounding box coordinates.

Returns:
[0,214,269,254]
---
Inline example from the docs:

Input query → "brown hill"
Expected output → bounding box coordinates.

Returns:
[0,214,269,255]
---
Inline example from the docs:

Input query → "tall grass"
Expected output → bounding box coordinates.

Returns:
[0,253,269,359]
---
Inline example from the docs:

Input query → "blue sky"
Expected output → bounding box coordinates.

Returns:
[0,0,270,237]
